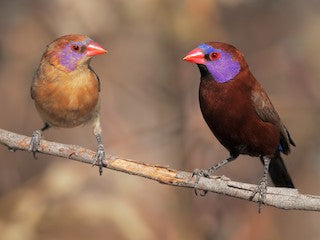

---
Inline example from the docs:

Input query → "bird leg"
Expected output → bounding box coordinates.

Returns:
[192,155,237,196]
[92,115,106,175]
[251,156,270,213]
[29,123,50,159]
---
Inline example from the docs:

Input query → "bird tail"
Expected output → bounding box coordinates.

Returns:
[261,153,295,188]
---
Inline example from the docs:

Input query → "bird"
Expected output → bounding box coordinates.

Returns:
[29,34,107,175]
[183,42,295,209]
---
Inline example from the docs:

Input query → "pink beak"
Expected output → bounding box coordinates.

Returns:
[183,48,205,64]
[86,41,107,56]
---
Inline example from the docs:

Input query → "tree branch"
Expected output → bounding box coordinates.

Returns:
[0,128,319,212]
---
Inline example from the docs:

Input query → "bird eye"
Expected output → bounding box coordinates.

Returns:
[209,52,220,61]
[71,45,80,51]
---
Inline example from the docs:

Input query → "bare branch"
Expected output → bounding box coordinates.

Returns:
[0,128,319,212]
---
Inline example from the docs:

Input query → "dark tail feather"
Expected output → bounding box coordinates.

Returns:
[261,154,295,188]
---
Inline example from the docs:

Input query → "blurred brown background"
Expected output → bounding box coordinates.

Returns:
[0,0,319,239]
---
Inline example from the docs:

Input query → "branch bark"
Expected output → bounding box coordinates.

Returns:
[0,128,319,212]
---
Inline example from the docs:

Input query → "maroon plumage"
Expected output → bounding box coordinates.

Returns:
[183,42,295,205]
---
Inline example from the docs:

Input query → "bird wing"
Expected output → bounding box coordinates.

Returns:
[251,86,295,154]
[251,88,280,124]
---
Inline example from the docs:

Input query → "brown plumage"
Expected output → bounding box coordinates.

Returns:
[184,42,295,208]
[32,57,100,127]
[29,34,107,174]
[199,67,292,158]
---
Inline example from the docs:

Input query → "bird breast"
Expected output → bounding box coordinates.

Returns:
[199,78,280,157]
[32,67,99,128]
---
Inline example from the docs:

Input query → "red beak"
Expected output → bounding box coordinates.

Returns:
[183,48,205,64]
[86,41,107,56]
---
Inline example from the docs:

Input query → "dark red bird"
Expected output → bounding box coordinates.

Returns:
[29,34,107,174]
[183,42,295,206]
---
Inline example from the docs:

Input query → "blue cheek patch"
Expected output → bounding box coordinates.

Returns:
[198,44,241,83]
[58,39,90,71]
[205,55,241,83]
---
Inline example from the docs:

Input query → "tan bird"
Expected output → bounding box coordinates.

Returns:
[30,34,107,174]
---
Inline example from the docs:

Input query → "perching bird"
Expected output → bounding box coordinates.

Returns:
[29,34,107,175]
[183,42,295,207]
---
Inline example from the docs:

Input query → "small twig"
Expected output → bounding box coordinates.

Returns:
[0,128,319,212]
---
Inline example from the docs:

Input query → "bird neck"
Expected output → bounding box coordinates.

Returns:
[42,53,91,74]
[198,62,248,84]
[44,49,91,73]
[37,59,92,83]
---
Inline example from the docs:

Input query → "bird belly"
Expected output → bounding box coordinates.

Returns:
[203,110,279,156]
[200,93,279,157]
[33,80,99,128]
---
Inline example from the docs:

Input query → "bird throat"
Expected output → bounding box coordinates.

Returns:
[197,64,210,78]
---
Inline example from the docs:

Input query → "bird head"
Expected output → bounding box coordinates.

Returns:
[183,42,246,83]
[43,34,107,72]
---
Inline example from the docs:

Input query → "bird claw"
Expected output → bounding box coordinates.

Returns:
[192,168,211,196]
[92,144,106,175]
[192,168,211,178]
[251,178,268,213]
[29,130,42,159]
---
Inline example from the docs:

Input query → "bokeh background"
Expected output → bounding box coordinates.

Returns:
[0,0,319,239]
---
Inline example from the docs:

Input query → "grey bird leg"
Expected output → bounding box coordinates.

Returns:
[29,123,50,159]
[92,115,106,175]
[251,156,270,213]
[192,155,238,196]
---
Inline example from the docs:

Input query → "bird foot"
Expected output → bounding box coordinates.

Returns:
[29,130,42,159]
[251,178,268,213]
[92,144,106,175]
[192,168,212,196]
